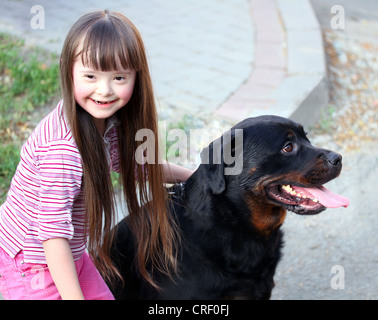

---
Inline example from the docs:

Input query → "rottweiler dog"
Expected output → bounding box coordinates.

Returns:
[109,115,349,300]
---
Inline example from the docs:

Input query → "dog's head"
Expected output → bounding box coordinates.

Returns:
[200,116,349,232]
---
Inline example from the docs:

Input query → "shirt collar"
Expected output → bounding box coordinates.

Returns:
[103,115,120,138]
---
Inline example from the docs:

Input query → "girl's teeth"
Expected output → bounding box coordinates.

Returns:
[94,100,111,104]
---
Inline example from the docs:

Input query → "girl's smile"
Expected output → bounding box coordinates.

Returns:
[90,98,120,109]
[91,98,118,106]
[72,57,136,133]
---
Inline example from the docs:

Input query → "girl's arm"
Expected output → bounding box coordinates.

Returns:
[162,161,194,184]
[43,238,84,300]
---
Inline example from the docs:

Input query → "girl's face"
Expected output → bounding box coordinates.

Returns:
[72,56,136,133]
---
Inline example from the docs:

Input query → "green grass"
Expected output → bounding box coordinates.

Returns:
[0,33,60,202]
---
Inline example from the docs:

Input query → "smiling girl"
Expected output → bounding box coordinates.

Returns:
[0,10,192,300]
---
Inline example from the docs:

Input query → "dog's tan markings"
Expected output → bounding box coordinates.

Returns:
[246,172,307,236]
[247,197,286,236]
[286,130,295,139]
[258,172,312,192]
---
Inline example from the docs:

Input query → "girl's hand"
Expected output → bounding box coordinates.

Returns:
[162,161,194,184]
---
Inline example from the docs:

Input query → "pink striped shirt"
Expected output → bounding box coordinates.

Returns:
[0,100,120,264]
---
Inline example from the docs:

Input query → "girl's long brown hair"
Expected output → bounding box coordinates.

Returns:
[60,10,179,288]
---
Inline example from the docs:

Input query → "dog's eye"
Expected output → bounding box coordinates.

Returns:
[282,143,294,153]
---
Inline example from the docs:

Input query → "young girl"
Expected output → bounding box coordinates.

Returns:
[0,10,192,300]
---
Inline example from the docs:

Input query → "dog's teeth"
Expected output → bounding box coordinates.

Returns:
[282,185,293,193]
[282,185,299,196]
[282,185,320,203]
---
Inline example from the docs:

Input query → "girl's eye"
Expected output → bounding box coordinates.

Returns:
[282,143,294,153]
[85,75,95,80]
[115,76,126,81]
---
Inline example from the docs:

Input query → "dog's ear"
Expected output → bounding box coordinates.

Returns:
[200,128,243,195]
[200,138,226,195]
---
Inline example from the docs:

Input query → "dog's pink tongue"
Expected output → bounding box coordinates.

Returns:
[293,186,350,208]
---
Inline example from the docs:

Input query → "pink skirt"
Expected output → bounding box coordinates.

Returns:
[0,246,114,300]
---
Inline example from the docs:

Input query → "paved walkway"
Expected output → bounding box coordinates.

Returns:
[0,0,326,128]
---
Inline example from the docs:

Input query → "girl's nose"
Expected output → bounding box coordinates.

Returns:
[96,80,113,96]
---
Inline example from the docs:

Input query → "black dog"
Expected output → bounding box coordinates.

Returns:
[109,115,349,300]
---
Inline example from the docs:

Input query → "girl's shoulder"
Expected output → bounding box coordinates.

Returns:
[29,100,76,149]
[22,101,81,165]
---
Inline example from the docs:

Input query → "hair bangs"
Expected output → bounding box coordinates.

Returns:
[80,16,142,72]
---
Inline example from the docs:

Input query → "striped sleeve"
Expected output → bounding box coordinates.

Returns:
[36,139,83,242]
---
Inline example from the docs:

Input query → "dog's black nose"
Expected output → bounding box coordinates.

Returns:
[326,152,342,167]
[319,151,342,167]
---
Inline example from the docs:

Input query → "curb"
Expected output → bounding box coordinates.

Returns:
[215,0,328,129]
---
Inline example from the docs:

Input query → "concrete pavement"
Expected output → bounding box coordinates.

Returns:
[0,0,326,128]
